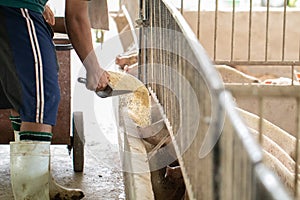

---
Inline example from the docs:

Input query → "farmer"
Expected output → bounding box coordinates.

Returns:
[0,0,109,199]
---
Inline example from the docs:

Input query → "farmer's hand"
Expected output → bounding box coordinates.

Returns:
[96,70,110,92]
[43,5,55,26]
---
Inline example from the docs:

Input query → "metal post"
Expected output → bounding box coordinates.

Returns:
[248,0,253,61]
[197,0,201,39]
[282,0,287,61]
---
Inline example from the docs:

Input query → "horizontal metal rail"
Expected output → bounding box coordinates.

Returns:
[226,84,300,97]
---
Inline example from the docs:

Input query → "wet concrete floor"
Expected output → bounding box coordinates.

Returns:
[0,144,124,200]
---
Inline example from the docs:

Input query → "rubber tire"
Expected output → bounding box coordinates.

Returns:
[72,111,84,172]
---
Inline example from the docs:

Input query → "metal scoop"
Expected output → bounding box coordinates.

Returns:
[77,77,133,98]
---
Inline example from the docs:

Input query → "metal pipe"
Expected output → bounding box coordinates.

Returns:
[258,97,263,145]
[180,0,183,14]
[139,0,143,18]
[214,60,300,66]
[282,0,288,61]
[230,0,236,61]
[294,97,300,198]
[197,0,201,39]
[292,65,295,86]
[214,0,219,61]
[299,37,300,61]
[119,0,122,12]
[248,0,253,61]
[265,0,270,62]
[138,0,143,81]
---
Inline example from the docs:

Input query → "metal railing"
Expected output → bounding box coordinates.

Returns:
[226,83,300,198]
[135,0,291,199]
[179,0,300,68]
[177,1,300,198]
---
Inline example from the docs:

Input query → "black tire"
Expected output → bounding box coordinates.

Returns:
[73,111,84,172]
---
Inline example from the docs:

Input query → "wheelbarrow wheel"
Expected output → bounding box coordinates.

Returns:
[72,111,84,172]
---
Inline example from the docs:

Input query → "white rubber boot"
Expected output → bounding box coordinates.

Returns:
[9,116,20,142]
[49,176,84,199]
[14,131,20,142]
[11,133,84,199]
[10,141,50,200]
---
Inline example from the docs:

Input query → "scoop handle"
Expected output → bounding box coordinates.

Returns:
[77,77,87,84]
[77,77,112,98]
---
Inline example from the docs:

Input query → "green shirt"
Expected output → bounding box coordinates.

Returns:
[0,0,48,13]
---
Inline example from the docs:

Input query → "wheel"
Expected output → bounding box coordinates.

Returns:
[72,111,84,172]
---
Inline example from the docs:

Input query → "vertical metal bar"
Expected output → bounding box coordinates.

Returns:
[282,0,287,61]
[118,0,122,11]
[294,97,300,198]
[214,0,219,61]
[299,38,300,61]
[144,0,149,85]
[246,150,251,200]
[180,0,183,14]
[242,148,248,199]
[150,0,154,90]
[230,0,236,61]
[233,136,239,199]
[258,97,263,144]
[150,0,154,88]
[160,1,164,104]
[175,19,181,132]
[247,0,253,61]
[158,0,162,99]
[145,0,149,20]
[168,16,173,129]
[139,0,143,17]
[292,65,295,86]
[231,126,236,200]
[138,0,143,81]
[197,0,201,39]
[265,0,270,62]
[153,0,157,93]
[162,4,167,120]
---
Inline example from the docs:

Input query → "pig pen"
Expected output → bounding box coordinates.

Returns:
[217,65,300,198]
[115,0,291,199]
[178,0,300,199]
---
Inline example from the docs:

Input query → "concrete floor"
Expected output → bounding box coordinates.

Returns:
[0,144,124,200]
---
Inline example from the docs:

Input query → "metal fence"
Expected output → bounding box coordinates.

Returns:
[135,0,291,199]
[175,1,300,198]
[179,0,300,68]
[226,83,300,198]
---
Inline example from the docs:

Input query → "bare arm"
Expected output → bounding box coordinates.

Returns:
[65,0,109,91]
[52,17,67,33]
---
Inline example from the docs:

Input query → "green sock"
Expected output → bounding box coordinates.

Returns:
[9,115,21,132]
[19,131,52,142]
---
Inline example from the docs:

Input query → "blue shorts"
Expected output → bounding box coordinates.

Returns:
[0,6,60,126]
